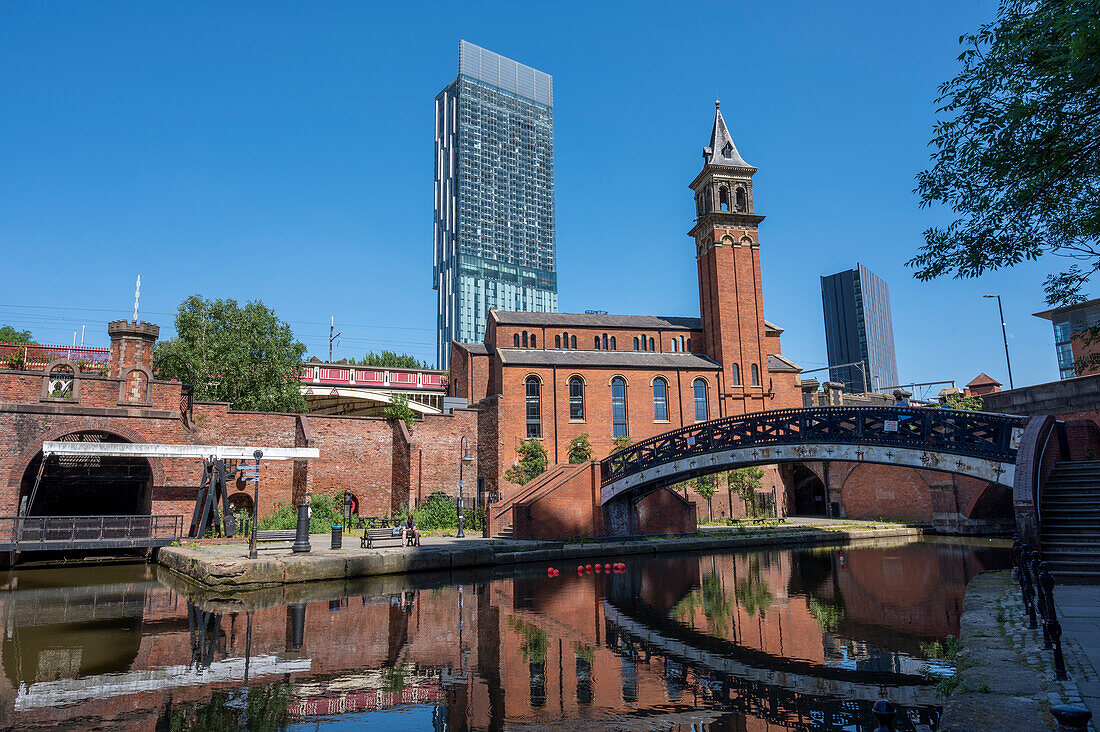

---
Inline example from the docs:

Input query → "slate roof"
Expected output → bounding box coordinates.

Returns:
[490,311,702,331]
[703,101,754,169]
[967,372,1001,388]
[453,342,490,355]
[767,353,802,373]
[497,349,720,370]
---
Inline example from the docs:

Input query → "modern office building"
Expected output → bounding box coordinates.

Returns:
[821,264,899,392]
[433,40,557,369]
[1034,296,1100,379]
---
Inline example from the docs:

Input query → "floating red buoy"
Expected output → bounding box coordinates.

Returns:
[577,565,584,573]
[547,567,555,576]
[585,564,592,572]
[594,564,602,572]
[552,568,559,576]
[604,564,611,572]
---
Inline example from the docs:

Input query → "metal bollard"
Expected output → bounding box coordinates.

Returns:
[1050,704,1092,732]
[287,603,307,651]
[292,497,311,553]
[1020,549,1038,630]
[1030,552,1052,649]
[871,699,897,732]
[1011,537,1022,582]
[1039,566,1069,681]
[331,525,343,550]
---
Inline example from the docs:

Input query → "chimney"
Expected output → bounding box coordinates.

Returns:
[108,320,160,378]
[823,381,845,406]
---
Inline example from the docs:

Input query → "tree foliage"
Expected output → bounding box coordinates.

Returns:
[940,392,985,410]
[727,466,766,516]
[911,0,1100,307]
[154,295,306,413]
[0,325,33,343]
[354,350,433,369]
[384,392,418,430]
[567,433,593,464]
[504,439,548,485]
[693,474,717,521]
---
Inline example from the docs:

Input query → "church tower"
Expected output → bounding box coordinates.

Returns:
[690,101,770,416]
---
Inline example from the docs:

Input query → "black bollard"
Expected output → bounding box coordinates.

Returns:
[871,699,897,732]
[1021,551,1038,630]
[1011,537,1022,582]
[292,496,311,553]
[1050,703,1092,731]
[287,603,306,651]
[330,525,342,550]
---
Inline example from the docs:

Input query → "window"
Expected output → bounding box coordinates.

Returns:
[679,336,685,351]
[570,335,577,349]
[649,337,655,352]
[736,187,746,211]
[671,339,678,352]
[693,379,708,421]
[609,336,616,350]
[751,363,760,386]
[569,377,584,420]
[594,336,601,350]
[563,332,570,348]
[633,337,639,351]
[653,378,668,421]
[602,334,609,350]
[611,377,628,438]
[530,334,536,348]
[555,335,561,349]
[719,186,730,212]
[522,331,529,348]
[514,333,520,348]
[686,338,691,351]
[731,363,740,385]
[525,377,541,438]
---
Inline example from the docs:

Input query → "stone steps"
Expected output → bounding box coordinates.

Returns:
[1040,461,1100,583]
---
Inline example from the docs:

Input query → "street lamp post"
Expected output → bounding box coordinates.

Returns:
[457,435,474,538]
[984,294,1015,389]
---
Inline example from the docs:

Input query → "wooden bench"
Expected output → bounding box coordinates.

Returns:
[361,526,412,549]
[254,529,297,543]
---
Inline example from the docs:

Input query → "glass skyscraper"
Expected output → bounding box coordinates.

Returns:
[433,40,557,368]
[821,264,899,393]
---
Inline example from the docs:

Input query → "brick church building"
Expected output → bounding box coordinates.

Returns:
[450,103,803,503]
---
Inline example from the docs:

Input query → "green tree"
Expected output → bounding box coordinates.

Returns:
[384,392,418,430]
[154,295,306,412]
[727,466,767,518]
[911,0,1100,321]
[504,439,548,485]
[693,474,717,522]
[611,435,632,452]
[355,350,432,369]
[940,393,984,411]
[567,433,593,464]
[0,325,33,343]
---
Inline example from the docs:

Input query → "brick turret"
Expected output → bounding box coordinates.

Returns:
[108,320,159,378]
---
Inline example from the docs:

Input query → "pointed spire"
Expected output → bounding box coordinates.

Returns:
[703,99,753,169]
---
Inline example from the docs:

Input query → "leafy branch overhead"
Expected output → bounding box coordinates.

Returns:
[911,0,1100,306]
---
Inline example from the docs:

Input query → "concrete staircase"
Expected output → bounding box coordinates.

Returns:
[1041,460,1100,583]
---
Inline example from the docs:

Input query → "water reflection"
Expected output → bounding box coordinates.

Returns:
[0,537,1008,731]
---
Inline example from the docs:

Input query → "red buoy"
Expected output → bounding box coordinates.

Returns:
[577,565,584,573]
[585,564,592,572]
[594,564,602,572]
[604,564,611,572]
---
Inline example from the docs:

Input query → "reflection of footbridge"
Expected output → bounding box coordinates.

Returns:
[2,580,159,627]
[603,600,938,710]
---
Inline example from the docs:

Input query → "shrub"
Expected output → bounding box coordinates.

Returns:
[258,492,344,533]
[413,491,457,530]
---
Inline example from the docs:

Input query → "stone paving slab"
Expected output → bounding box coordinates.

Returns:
[156,524,924,590]
[1056,586,1100,724]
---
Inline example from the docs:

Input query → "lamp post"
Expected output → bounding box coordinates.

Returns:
[984,294,1015,389]
[457,435,474,538]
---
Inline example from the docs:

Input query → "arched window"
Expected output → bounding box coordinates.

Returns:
[525,377,541,438]
[530,334,536,348]
[671,339,679,352]
[731,363,740,385]
[693,378,709,421]
[648,337,655,352]
[735,187,747,212]
[611,377,628,438]
[594,336,601,349]
[609,336,616,350]
[653,378,668,421]
[514,333,520,348]
[686,338,692,351]
[719,186,730,212]
[602,334,609,350]
[570,335,577,349]
[568,376,584,421]
[679,336,686,351]
[522,331,529,348]
[751,363,760,386]
[555,335,561,349]
[633,337,639,351]
[562,332,569,348]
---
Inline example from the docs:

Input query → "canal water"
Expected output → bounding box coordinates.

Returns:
[0,536,1008,731]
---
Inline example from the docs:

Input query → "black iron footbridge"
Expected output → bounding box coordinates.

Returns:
[599,405,1028,505]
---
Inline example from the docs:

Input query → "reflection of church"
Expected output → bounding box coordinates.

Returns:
[0,539,1007,730]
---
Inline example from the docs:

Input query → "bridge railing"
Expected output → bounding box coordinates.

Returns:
[600,406,1027,487]
[1,514,184,549]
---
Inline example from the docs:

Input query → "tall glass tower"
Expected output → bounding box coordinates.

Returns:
[821,264,899,392]
[434,40,557,368]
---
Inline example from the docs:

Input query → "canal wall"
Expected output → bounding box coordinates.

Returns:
[156,525,926,590]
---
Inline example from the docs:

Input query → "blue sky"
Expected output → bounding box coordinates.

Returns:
[0,1,1068,394]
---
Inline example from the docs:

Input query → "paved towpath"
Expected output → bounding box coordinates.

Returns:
[1057,585,1100,723]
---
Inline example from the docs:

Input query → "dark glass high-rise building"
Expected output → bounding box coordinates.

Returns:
[821,264,899,392]
[433,40,557,368]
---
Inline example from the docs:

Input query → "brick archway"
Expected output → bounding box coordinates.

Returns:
[7,422,167,491]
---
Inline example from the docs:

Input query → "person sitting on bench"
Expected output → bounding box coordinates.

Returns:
[401,515,421,547]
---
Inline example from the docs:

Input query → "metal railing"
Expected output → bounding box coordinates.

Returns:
[1,514,184,551]
[601,405,1027,487]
